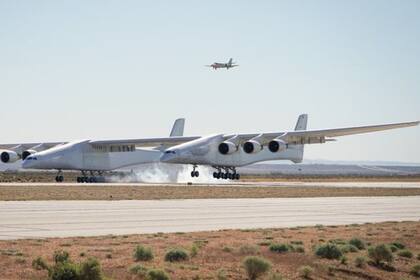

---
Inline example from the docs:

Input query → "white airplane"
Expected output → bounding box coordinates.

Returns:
[0,115,418,182]
[206,58,238,70]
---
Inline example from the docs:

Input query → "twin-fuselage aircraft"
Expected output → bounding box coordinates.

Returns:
[0,115,418,182]
[206,58,238,70]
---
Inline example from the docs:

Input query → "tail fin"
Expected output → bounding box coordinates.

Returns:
[170,118,185,137]
[228,58,233,65]
[294,114,308,131]
[292,114,308,163]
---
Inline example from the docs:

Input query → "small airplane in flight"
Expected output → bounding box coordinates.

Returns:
[1,115,418,182]
[206,58,238,70]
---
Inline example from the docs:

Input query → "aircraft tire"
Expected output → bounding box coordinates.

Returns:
[194,171,199,177]
[191,171,195,177]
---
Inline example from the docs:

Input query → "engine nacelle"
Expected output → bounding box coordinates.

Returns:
[243,140,263,154]
[22,149,37,160]
[268,139,287,152]
[218,141,238,155]
[1,150,20,163]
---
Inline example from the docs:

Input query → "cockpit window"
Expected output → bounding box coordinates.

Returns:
[165,150,176,154]
[26,156,38,160]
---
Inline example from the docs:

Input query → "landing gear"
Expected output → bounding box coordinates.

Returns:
[212,166,240,180]
[55,170,64,182]
[76,170,105,183]
[190,165,199,177]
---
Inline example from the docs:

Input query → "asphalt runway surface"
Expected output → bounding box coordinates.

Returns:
[0,181,419,188]
[0,196,419,240]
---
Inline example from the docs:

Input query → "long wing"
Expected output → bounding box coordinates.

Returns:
[0,142,64,151]
[89,136,200,148]
[223,121,419,145]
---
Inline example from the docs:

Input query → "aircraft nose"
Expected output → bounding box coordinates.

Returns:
[22,155,40,169]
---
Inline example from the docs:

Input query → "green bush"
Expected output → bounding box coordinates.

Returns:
[239,244,259,255]
[340,256,348,265]
[133,245,154,261]
[315,243,342,259]
[390,242,405,250]
[147,269,170,280]
[164,248,189,262]
[242,256,271,280]
[354,256,366,268]
[417,253,420,260]
[368,244,393,265]
[349,238,365,250]
[269,243,290,253]
[389,245,398,252]
[79,258,103,280]
[411,264,420,277]
[53,250,70,264]
[340,244,358,253]
[48,262,80,280]
[190,244,198,257]
[295,246,305,253]
[397,249,413,258]
[32,256,49,270]
[216,268,227,280]
[129,264,148,276]
[298,265,313,279]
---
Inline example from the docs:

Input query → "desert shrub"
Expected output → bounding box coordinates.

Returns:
[129,264,148,276]
[417,253,420,260]
[53,250,70,264]
[340,256,348,265]
[269,243,290,253]
[147,269,170,280]
[190,244,198,257]
[32,256,49,270]
[216,268,227,280]
[349,238,365,250]
[222,246,232,253]
[48,262,80,280]
[398,249,413,258]
[354,256,366,268]
[390,242,405,250]
[368,244,393,265]
[389,245,398,252]
[315,243,342,259]
[134,245,153,261]
[79,257,103,280]
[295,246,305,253]
[340,244,358,253]
[164,248,189,262]
[411,264,420,277]
[267,272,283,280]
[239,244,259,255]
[79,252,86,257]
[242,256,271,280]
[291,240,303,245]
[298,265,313,279]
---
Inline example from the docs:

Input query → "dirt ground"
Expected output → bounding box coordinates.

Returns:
[0,184,420,201]
[0,221,419,279]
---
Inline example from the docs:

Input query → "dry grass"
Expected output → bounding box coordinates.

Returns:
[0,221,419,279]
[0,184,420,200]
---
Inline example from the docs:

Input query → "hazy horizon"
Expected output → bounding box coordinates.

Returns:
[1,0,419,162]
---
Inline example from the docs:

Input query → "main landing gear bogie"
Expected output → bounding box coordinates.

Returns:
[212,166,240,180]
[76,171,106,183]
[55,170,64,182]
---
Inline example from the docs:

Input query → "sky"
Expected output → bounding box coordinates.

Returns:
[0,0,419,163]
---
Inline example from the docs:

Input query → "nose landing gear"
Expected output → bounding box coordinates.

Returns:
[190,165,199,177]
[55,170,64,182]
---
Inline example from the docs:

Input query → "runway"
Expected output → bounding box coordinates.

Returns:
[0,196,419,240]
[0,181,419,188]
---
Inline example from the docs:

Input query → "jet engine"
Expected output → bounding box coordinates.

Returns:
[268,139,287,152]
[243,140,263,154]
[1,150,20,163]
[218,141,238,155]
[22,149,37,160]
